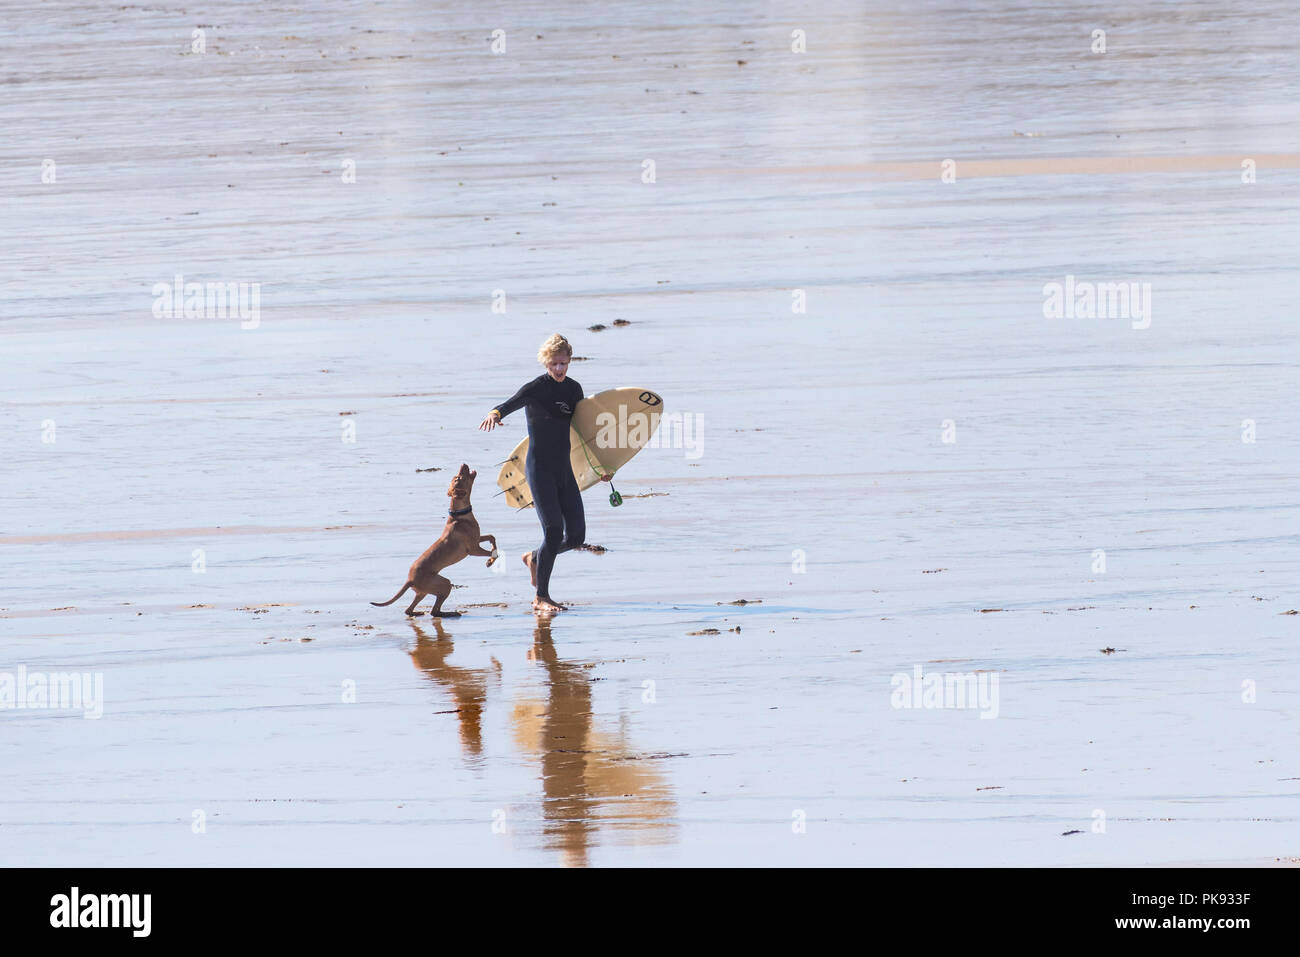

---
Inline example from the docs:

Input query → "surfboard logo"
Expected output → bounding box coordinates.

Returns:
[639,391,662,406]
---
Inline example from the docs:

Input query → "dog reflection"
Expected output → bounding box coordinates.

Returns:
[407,618,499,757]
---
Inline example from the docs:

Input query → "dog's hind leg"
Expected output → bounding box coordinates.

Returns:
[404,591,429,616]
[426,574,461,618]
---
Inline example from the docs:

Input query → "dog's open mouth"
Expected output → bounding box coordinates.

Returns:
[450,465,477,497]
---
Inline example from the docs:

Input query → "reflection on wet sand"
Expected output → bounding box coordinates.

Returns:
[407,617,676,865]
[408,619,499,759]
[515,619,677,866]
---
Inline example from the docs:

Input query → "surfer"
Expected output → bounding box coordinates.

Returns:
[479,334,610,615]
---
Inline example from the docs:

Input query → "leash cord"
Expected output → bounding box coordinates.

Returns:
[573,428,612,481]
[572,427,625,506]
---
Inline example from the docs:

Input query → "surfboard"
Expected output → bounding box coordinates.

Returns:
[496,387,664,509]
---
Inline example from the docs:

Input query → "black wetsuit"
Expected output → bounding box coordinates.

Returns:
[493,374,586,599]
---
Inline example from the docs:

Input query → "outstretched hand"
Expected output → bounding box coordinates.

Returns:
[478,412,501,431]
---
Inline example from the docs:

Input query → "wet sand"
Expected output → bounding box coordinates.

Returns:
[3,0,1300,866]
[689,152,1300,179]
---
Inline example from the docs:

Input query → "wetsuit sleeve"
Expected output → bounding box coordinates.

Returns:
[493,379,537,420]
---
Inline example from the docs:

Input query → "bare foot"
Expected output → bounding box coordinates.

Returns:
[521,551,537,587]
[531,596,565,615]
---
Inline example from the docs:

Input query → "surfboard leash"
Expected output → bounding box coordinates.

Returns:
[573,430,622,507]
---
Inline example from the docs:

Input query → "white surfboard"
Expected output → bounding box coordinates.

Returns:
[496,387,663,509]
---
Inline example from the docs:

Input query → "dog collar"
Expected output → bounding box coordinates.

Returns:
[449,505,473,517]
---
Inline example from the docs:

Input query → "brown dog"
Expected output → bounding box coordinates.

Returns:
[371,463,498,616]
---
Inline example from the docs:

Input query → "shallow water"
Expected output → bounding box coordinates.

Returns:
[3,0,1299,865]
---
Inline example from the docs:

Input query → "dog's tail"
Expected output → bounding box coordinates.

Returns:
[371,582,412,607]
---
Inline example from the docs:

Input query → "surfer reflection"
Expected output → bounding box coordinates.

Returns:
[408,617,676,865]
[479,333,612,617]
[407,618,499,758]
[513,618,677,866]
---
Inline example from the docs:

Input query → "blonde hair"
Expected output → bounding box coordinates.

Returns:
[537,333,573,366]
